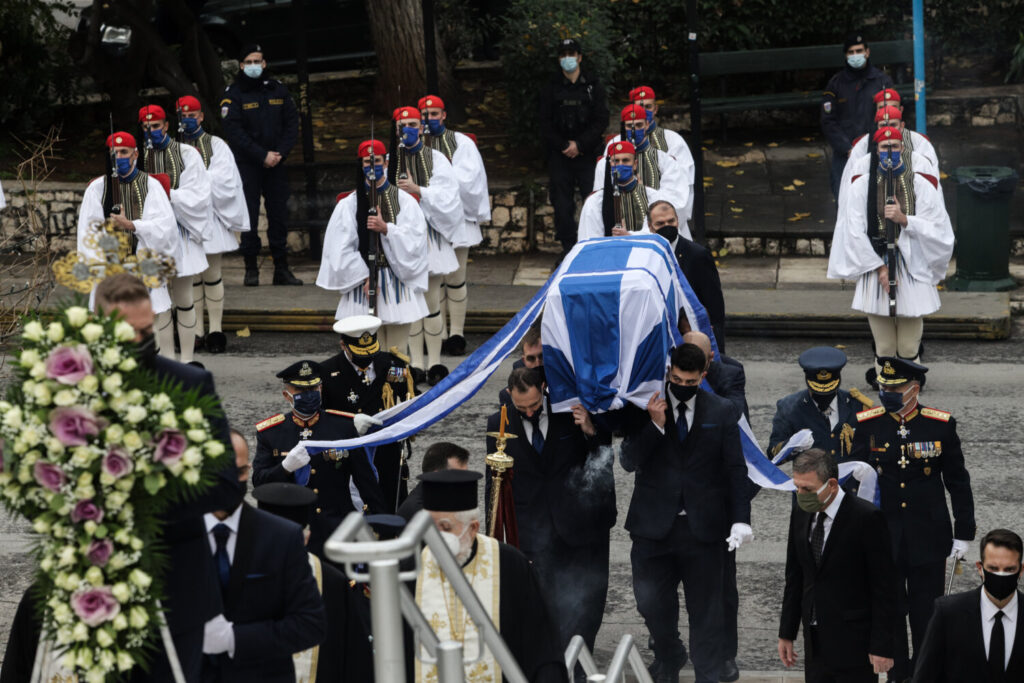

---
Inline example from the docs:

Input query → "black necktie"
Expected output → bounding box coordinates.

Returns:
[676,404,689,442]
[528,412,545,453]
[990,610,1006,680]
[213,523,231,594]
[810,512,826,566]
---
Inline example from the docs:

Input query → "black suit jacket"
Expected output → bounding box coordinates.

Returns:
[485,399,615,553]
[674,237,726,354]
[620,389,749,543]
[913,588,1024,682]
[779,494,897,669]
[397,482,424,521]
[207,504,327,682]
[706,358,748,419]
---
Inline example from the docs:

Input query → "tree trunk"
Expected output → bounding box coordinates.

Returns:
[364,0,462,119]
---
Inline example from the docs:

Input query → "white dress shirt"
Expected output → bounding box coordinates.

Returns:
[204,504,243,563]
[808,487,845,548]
[822,395,839,431]
[658,390,697,516]
[521,402,549,446]
[982,589,1018,669]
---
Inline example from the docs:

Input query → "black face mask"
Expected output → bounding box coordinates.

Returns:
[351,353,375,369]
[983,568,1021,601]
[136,333,158,368]
[657,223,679,244]
[810,390,836,412]
[669,383,699,403]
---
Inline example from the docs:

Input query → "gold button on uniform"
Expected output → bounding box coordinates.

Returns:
[316,507,322,514]
[313,488,319,494]
[900,483,906,489]
[310,468,316,475]
[901,502,907,508]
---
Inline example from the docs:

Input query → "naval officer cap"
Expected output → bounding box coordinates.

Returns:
[420,470,482,512]
[253,482,316,527]
[366,514,407,540]
[876,357,928,387]
[799,347,847,394]
[276,360,324,388]
[333,314,382,358]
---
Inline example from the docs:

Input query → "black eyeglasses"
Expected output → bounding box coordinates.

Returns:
[523,353,543,363]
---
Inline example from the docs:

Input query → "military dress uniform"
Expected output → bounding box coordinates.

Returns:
[320,316,416,514]
[849,357,975,679]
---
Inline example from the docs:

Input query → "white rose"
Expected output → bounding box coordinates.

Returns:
[185,429,207,444]
[53,603,73,625]
[31,384,51,406]
[65,306,89,328]
[23,320,45,341]
[32,518,52,534]
[78,374,99,395]
[111,582,131,603]
[114,528,131,545]
[127,389,144,405]
[105,424,124,444]
[87,665,107,683]
[80,323,104,343]
[204,440,226,458]
[102,373,123,395]
[130,537,145,553]
[85,566,104,586]
[44,436,66,454]
[29,362,47,380]
[112,613,129,632]
[22,428,41,447]
[117,651,134,672]
[159,412,178,429]
[63,572,81,590]
[122,431,143,451]
[19,349,41,368]
[118,357,137,372]
[2,406,22,429]
[58,630,74,648]
[113,321,135,342]
[53,389,78,407]
[98,650,116,670]
[125,406,147,424]
[47,322,65,343]
[115,475,135,492]
[182,407,204,426]
[181,447,202,467]
[58,545,77,567]
[101,347,121,368]
[150,394,172,412]
[89,397,106,413]
[108,552,129,571]
[129,606,149,628]
[183,469,201,485]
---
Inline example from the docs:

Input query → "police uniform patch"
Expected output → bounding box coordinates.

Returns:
[221,106,229,118]
[823,101,832,113]
[243,102,259,110]
[269,98,284,105]
[256,413,286,431]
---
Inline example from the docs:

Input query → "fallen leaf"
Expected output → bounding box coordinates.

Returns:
[744,142,754,147]
[716,160,740,168]
[702,146,708,152]
[703,176,715,182]
[728,199,736,204]
[782,184,796,191]
[719,248,729,256]
[787,212,812,222]
[730,206,743,213]
[940,171,949,179]
[734,170,744,176]
[801,136,814,142]
[768,142,779,147]
[466,118,484,126]
[703,139,715,145]
[705,212,715,216]
[806,152,822,159]
[711,250,718,257]
[236,326,251,337]
[834,344,847,349]
[726,184,735,189]
[494,144,506,152]
[793,179,806,186]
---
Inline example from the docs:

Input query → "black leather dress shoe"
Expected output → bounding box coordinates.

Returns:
[426,364,449,386]
[205,331,227,354]
[244,268,259,287]
[272,268,303,285]
[720,658,740,682]
[441,334,467,356]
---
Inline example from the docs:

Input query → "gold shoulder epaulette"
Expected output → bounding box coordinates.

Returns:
[325,408,356,419]
[920,407,951,422]
[856,405,886,422]
[848,387,874,409]
[389,346,410,363]
[255,414,285,431]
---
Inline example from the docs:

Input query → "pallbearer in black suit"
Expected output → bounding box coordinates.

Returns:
[778,449,896,682]
[914,528,1024,683]
[485,367,615,675]
[251,360,385,557]
[320,314,415,513]
[769,347,872,463]
[498,322,544,407]
[682,330,747,419]
[849,356,976,680]
[620,344,752,683]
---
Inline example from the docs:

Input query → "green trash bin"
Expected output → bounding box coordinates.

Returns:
[946,166,1018,291]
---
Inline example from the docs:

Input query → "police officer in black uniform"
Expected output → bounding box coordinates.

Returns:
[539,37,608,255]
[768,346,873,463]
[320,316,416,515]
[221,43,302,287]
[849,357,976,681]
[251,360,385,558]
[821,33,894,199]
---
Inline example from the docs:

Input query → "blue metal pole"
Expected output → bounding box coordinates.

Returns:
[913,0,927,134]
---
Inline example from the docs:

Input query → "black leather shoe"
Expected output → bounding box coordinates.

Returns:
[441,334,467,356]
[244,268,259,287]
[194,334,206,352]
[273,268,303,285]
[205,331,227,354]
[426,364,449,386]
[187,360,206,369]
[410,366,427,386]
[720,658,740,682]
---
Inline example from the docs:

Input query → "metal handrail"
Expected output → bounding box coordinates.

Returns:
[565,634,654,683]
[564,635,599,678]
[324,510,529,683]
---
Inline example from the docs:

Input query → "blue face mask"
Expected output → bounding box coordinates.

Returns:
[627,127,646,146]
[879,150,902,170]
[115,156,134,177]
[147,128,167,147]
[363,164,384,183]
[645,109,654,123]
[847,53,867,69]
[426,118,445,136]
[180,117,200,134]
[400,126,420,147]
[243,64,263,79]
[291,390,322,415]
[878,390,905,413]
[610,164,634,184]
[559,56,578,73]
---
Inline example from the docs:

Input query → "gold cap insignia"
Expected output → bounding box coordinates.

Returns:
[882,361,895,375]
[817,370,832,381]
[183,105,190,112]
[885,93,893,99]
[640,90,647,97]
[115,136,123,144]
[146,114,153,120]
[358,332,374,345]
[615,143,622,151]
[299,362,312,377]
[630,111,637,119]
[426,99,433,106]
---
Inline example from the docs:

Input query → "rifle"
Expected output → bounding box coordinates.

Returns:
[884,161,898,317]
[104,113,122,217]
[612,182,623,232]
[366,117,381,317]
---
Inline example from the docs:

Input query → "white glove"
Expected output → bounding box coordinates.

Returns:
[281,444,310,473]
[726,523,754,552]
[353,413,383,436]
[202,614,235,657]
[950,539,969,561]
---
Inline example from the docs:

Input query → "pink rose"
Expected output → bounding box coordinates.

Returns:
[49,407,102,447]
[70,499,104,524]
[153,429,186,466]
[86,538,114,567]
[71,586,120,627]
[102,448,134,480]
[45,345,94,385]
[33,462,67,492]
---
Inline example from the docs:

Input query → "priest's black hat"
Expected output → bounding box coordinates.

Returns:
[252,482,315,527]
[419,470,482,512]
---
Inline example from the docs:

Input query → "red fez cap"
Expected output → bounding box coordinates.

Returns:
[629,86,655,101]
[620,104,647,122]
[106,132,137,149]
[607,140,636,157]
[176,96,202,114]
[873,89,901,104]
[138,105,167,123]
[418,95,445,110]
[872,126,902,143]
[357,140,387,159]
[874,105,902,123]
[393,106,421,122]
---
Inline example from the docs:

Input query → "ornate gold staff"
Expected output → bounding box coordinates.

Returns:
[486,405,516,538]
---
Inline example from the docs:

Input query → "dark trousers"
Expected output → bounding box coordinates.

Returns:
[805,627,876,683]
[631,516,724,683]
[829,150,847,200]
[723,547,739,660]
[238,163,290,265]
[527,532,610,653]
[891,555,945,680]
[131,627,203,682]
[547,151,596,250]
[373,442,409,514]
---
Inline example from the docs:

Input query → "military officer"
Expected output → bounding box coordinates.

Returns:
[768,346,873,462]
[320,316,415,514]
[252,360,386,558]
[849,357,976,680]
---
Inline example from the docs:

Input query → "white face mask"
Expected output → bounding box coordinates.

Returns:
[440,526,473,563]
[847,53,867,69]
